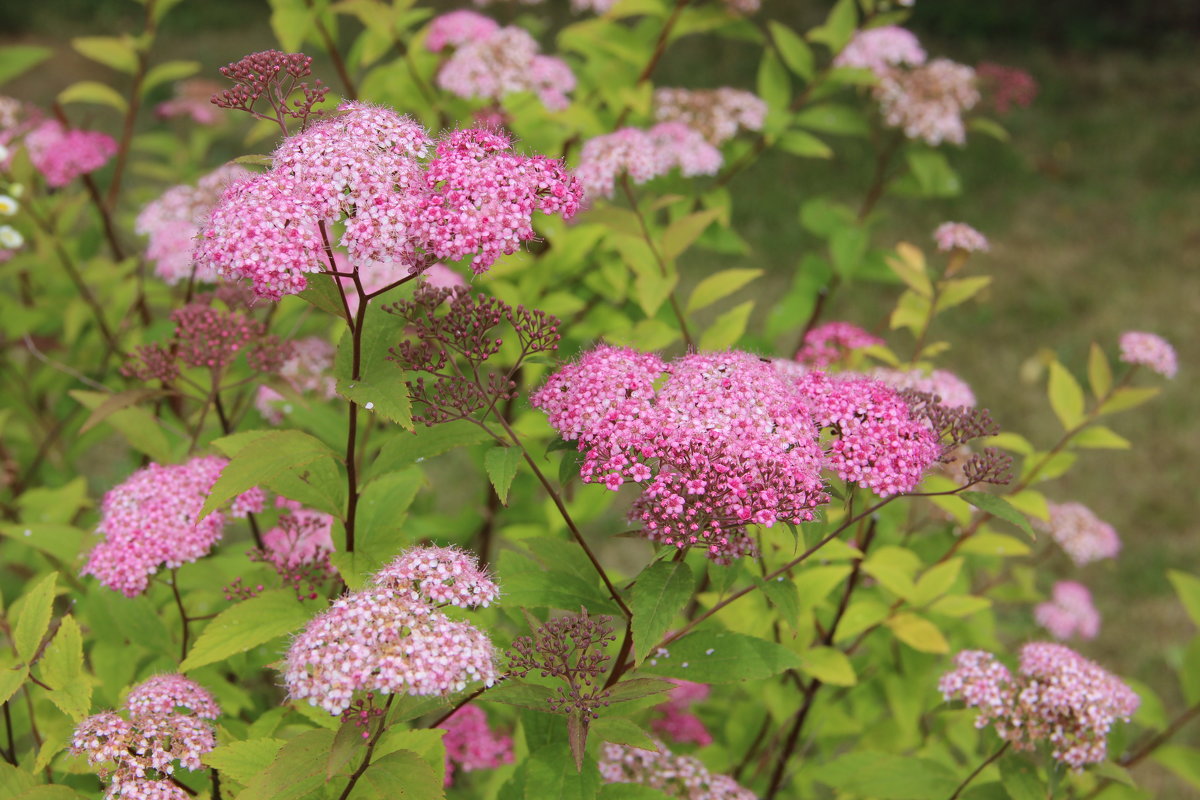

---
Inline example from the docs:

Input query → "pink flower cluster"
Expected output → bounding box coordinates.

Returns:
[469,0,618,11]
[934,221,989,253]
[533,347,828,562]
[196,103,581,299]
[155,78,226,125]
[439,705,514,786]
[793,372,942,496]
[976,62,1038,115]
[255,336,337,424]
[1036,581,1101,640]
[258,500,335,599]
[72,674,220,799]
[136,164,251,284]
[653,87,767,145]
[599,741,755,800]
[283,546,499,715]
[875,59,980,146]
[82,457,265,597]
[871,367,976,409]
[431,18,576,112]
[575,124,722,200]
[795,321,883,367]
[1119,331,1177,378]
[1039,501,1121,566]
[651,680,712,746]
[25,120,117,188]
[835,26,927,77]
[939,643,1138,769]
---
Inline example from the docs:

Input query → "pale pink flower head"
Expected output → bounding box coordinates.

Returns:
[938,650,1014,725]
[794,372,941,497]
[426,10,500,52]
[722,0,760,14]
[835,26,927,76]
[440,705,514,786]
[124,674,220,720]
[599,740,756,800]
[1036,581,1101,640]
[279,336,336,398]
[372,545,500,608]
[796,321,883,368]
[876,59,979,146]
[649,122,723,177]
[571,0,618,11]
[1039,501,1121,566]
[436,27,576,112]
[261,508,334,573]
[423,262,468,291]
[156,78,226,125]
[82,456,266,597]
[934,221,989,253]
[871,367,976,409]
[653,87,767,145]
[25,120,117,188]
[137,164,252,285]
[575,128,662,199]
[1119,331,1177,378]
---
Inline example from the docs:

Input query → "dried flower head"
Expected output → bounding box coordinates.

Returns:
[507,609,616,722]
[1119,331,1177,378]
[1039,501,1121,566]
[599,740,756,800]
[211,50,329,128]
[1036,580,1101,640]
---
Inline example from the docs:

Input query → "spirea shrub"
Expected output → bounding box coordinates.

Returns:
[0,1,1191,799]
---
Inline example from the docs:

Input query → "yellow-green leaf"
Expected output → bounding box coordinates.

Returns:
[13,572,56,663]
[71,36,138,73]
[180,590,310,672]
[1047,361,1086,430]
[142,60,201,94]
[484,446,523,506]
[697,301,753,351]
[58,80,129,113]
[1088,342,1112,399]
[886,242,932,298]
[911,559,962,607]
[885,613,948,654]
[799,646,856,686]
[686,269,763,314]
[1098,386,1160,415]
[935,276,991,312]
[1070,425,1131,450]
[660,209,722,262]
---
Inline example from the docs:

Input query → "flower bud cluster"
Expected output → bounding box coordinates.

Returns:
[507,609,615,722]
[210,50,329,127]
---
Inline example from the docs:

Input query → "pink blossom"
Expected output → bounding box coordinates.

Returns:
[933,221,989,253]
[599,740,755,800]
[871,367,976,408]
[25,120,117,188]
[1039,501,1121,566]
[653,87,767,145]
[651,680,712,746]
[875,59,980,146]
[82,457,265,597]
[1036,581,1101,640]
[373,545,501,608]
[977,62,1038,115]
[261,508,334,572]
[1119,331,1177,378]
[795,321,883,367]
[124,674,221,719]
[155,78,225,125]
[436,27,576,111]
[426,10,500,52]
[940,643,1138,769]
[575,128,663,199]
[649,122,723,177]
[440,705,514,786]
[835,27,927,76]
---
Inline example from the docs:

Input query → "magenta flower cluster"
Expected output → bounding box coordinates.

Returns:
[283,546,500,715]
[939,643,1138,769]
[795,321,883,367]
[72,674,220,800]
[439,705,514,786]
[25,120,117,188]
[82,456,265,597]
[599,741,756,800]
[195,103,582,300]
[651,680,712,746]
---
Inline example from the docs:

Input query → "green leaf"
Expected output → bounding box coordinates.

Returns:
[1154,746,1200,791]
[968,117,1010,141]
[812,751,958,799]
[296,272,348,320]
[180,590,310,671]
[884,613,948,654]
[525,744,599,799]
[269,0,317,52]
[79,388,168,434]
[204,738,285,785]
[349,749,444,799]
[777,130,833,158]
[338,467,423,582]
[960,491,1037,539]
[590,718,656,751]
[768,21,814,79]
[487,680,556,711]
[599,786,670,800]
[142,60,201,94]
[999,757,1043,800]
[910,559,963,607]
[1168,571,1200,628]
[70,390,172,463]
[686,269,762,314]
[640,630,803,683]
[792,104,868,136]
[904,150,961,198]
[485,446,523,505]
[927,595,991,618]
[1088,342,1112,399]
[935,276,991,312]
[39,616,90,720]
[798,646,856,686]
[373,728,446,785]
[0,524,85,564]
[756,50,790,120]
[337,373,413,427]
[238,728,334,800]
[613,236,675,317]
[984,432,1035,456]
[0,46,53,87]
[1047,361,1086,430]
[806,0,858,52]
[697,301,753,351]
[1070,425,1131,449]
[631,560,693,664]
[957,532,1031,557]
[335,307,414,428]
[369,421,491,480]
[200,430,337,520]
[0,667,27,706]
[0,762,38,796]
[71,36,138,73]
[13,572,56,663]
[1098,386,1160,415]
[660,209,721,262]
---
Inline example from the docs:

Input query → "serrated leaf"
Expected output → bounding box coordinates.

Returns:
[0,667,27,706]
[13,572,56,663]
[180,590,310,671]
[296,272,348,320]
[960,491,1036,539]
[204,738,285,785]
[697,301,753,351]
[338,467,423,582]
[337,373,413,427]
[603,677,674,706]
[524,744,599,800]
[631,561,693,664]
[488,681,556,711]
[0,524,85,564]
[373,728,445,785]
[590,717,656,751]
[799,646,856,686]
[237,728,333,800]
[811,751,958,799]
[71,36,138,73]
[1047,361,1086,430]
[884,613,948,654]
[369,421,491,480]
[70,390,172,463]
[641,630,803,683]
[485,446,523,505]
[39,616,89,720]
[1088,342,1112,399]
[685,269,762,314]
[349,749,443,799]
[200,429,336,519]
[0,46,53,86]
[660,209,721,262]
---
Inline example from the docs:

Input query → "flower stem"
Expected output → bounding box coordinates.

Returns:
[949,742,1009,800]
[170,569,190,662]
[336,694,395,800]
